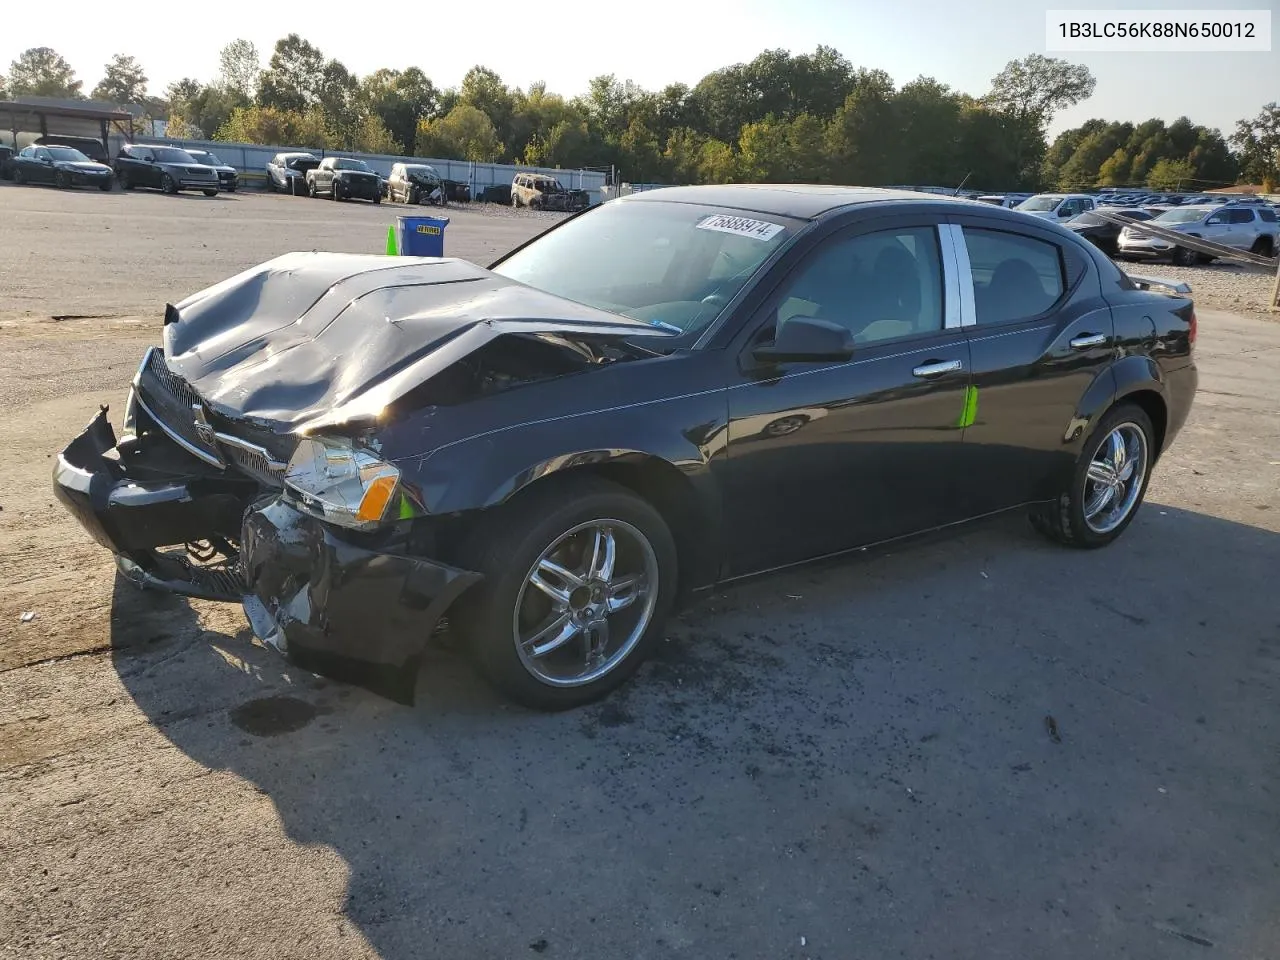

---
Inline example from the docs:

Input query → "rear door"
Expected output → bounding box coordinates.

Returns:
[1226,208,1256,248]
[719,214,975,573]
[948,211,1116,513]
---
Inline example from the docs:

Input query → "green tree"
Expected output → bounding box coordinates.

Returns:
[696,139,739,182]
[91,54,147,104]
[218,40,260,100]
[360,68,437,155]
[215,104,334,148]
[1231,102,1280,189]
[256,34,326,113]
[1146,157,1196,191]
[825,69,897,184]
[351,114,401,155]
[7,47,82,98]
[893,78,965,186]
[985,54,1096,184]
[415,104,502,161]
[459,66,515,156]
[1096,148,1131,186]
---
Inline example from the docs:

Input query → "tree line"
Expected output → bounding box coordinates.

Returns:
[4,42,1278,192]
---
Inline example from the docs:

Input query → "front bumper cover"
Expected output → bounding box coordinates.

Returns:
[52,405,483,703]
[240,499,482,703]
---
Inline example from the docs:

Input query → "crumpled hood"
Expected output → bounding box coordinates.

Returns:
[162,252,674,430]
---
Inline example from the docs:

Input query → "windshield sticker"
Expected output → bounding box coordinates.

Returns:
[696,214,784,242]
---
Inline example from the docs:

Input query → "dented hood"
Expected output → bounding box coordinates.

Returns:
[162,252,674,431]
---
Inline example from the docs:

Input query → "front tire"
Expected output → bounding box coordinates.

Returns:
[202,188,217,197]
[307,179,317,198]
[56,170,70,189]
[452,476,678,711]
[1171,245,1195,267]
[1030,402,1156,549]
[161,173,177,194]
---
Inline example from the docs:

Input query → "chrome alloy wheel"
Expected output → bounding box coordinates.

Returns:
[1083,422,1148,534]
[513,519,659,687]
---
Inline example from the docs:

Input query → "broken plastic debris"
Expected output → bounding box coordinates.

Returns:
[980,571,989,579]
[786,594,802,599]
[800,936,807,947]
[1157,787,1167,794]
[20,611,35,622]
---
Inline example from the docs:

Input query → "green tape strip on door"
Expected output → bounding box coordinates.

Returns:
[957,385,979,428]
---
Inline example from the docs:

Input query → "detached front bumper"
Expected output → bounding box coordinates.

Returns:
[240,499,482,702]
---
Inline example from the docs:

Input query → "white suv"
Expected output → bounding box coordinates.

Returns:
[1117,203,1278,265]
[1014,193,1097,221]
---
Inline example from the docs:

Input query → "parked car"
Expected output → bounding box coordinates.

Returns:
[265,152,321,195]
[1066,208,1156,256]
[9,144,115,190]
[34,135,111,165]
[51,184,1198,711]
[183,149,238,192]
[387,162,445,205]
[114,144,219,195]
[306,156,382,202]
[1117,203,1277,264]
[443,179,471,203]
[511,172,585,211]
[1014,193,1097,220]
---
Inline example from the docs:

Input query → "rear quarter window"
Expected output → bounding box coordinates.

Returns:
[1259,209,1277,223]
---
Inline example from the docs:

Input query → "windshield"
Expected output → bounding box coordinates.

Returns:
[1154,208,1209,224]
[47,147,90,162]
[333,158,370,171]
[152,147,197,163]
[404,165,437,177]
[190,151,222,165]
[491,200,797,337]
[1016,196,1062,212]
[287,156,320,171]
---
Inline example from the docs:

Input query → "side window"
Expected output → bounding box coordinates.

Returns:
[1229,209,1255,224]
[19,146,34,158]
[1259,208,1277,223]
[774,226,944,345]
[963,228,1065,325]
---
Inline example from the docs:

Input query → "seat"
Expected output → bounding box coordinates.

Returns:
[849,244,922,341]
[980,257,1048,323]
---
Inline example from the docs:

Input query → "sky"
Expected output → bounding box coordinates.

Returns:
[2,0,1276,138]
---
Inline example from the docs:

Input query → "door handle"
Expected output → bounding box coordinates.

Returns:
[1070,333,1108,349]
[911,359,963,378]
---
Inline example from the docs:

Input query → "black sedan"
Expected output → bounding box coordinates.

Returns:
[1066,208,1156,256]
[51,185,1198,710]
[10,144,114,190]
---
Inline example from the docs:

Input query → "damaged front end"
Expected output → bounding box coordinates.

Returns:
[52,252,676,701]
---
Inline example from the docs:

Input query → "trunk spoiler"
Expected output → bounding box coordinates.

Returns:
[1125,273,1192,296]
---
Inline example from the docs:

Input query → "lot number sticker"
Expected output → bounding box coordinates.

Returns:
[697,214,784,241]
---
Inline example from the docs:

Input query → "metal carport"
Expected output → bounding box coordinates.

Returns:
[0,97,135,159]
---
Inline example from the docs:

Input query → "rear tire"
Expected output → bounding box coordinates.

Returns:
[13,168,25,185]
[451,475,678,711]
[1251,236,1275,258]
[1030,402,1156,549]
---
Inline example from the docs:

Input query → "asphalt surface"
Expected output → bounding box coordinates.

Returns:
[0,183,1278,960]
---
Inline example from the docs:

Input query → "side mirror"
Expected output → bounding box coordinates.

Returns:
[752,316,854,365]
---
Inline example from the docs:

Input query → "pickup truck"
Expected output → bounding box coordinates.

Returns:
[305,156,382,203]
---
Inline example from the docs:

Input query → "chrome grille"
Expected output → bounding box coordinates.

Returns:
[221,440,287,488]
[145,348,201,409]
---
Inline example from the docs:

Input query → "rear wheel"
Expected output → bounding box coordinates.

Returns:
[118,171,132,190]
[1251,236,1275,258]
[13,167,25,185]
[451,476,677,711]
[1030,402,1156,549]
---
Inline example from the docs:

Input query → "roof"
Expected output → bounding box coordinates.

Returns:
[621,184,966,219]
[0,98,133,122]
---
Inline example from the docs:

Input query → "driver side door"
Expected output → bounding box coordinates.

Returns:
[717,215,975,575]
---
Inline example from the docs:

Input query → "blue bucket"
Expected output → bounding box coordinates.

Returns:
[395,215,450,257]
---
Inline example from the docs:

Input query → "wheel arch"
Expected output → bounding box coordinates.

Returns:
[1068,355,1169,454]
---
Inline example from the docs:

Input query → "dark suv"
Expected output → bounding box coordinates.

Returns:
[115,144,220,196]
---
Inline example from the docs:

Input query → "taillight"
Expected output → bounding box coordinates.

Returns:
[1188,308,1197,346]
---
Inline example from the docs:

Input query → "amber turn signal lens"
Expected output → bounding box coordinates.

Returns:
[356,475,398,523]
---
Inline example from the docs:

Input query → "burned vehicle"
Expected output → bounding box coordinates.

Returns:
[53,186,1198,711]
[511,172,585,211]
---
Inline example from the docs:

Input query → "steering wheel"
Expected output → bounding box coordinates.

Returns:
[701,292,728,307]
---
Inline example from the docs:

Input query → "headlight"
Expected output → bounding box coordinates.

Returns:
[284,435,404,530]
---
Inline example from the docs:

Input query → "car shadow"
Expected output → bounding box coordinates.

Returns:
[108,503,1280,958]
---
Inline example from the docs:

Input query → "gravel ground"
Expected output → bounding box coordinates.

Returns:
[1118,259,1278,321]
[1,183,1279,960]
